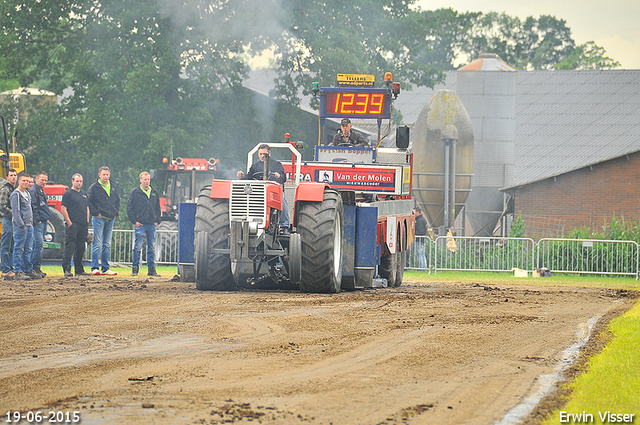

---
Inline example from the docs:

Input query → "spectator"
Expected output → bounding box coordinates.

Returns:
[10,172,35,280]
[29,171,51,278]
[0,168,17,280]
[61,174,90,277]
[413,206,428,270]
[88,166,120,276]
[127,171,162,277]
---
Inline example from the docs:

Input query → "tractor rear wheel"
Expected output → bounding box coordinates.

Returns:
[395,251,406,287]
[156,220,178,263]
[194,186,234,291]
[297,189,343,293]
[379,253,397,287]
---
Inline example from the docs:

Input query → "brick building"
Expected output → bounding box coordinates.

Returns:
[502,151,640,238]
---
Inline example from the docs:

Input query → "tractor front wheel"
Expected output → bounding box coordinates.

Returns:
[194,186,234,291]
[297,189,344,293]
[42,207,65,260]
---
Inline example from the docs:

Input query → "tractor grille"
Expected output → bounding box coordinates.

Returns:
[230,181,267,226]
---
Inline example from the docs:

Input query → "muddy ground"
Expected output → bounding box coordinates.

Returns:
[0,275,634,425]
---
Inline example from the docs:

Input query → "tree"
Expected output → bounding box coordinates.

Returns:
[555,41,621,70]
[0,0,289,181]
[0,0,621,194]
[461,13,576,70]
[271,0,454,105]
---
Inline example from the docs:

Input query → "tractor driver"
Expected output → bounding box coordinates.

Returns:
[237,144,289,231]
[332,118,369,147]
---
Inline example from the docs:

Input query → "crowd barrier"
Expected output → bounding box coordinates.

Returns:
[406,235,639,280]
[80,231,639,279]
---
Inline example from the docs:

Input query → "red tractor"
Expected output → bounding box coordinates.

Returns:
[189,73,415,292]
[42,183,69,259]
[150,157,218,261]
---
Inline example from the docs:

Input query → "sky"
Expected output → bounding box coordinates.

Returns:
[415,0,640,69]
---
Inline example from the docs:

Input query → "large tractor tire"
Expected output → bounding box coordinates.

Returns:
[156,220,178,263]
[42,207,65,260]
[297,189,344,293]
[395,251,406,287]
[379,253,397,287]
[194,186,234,291]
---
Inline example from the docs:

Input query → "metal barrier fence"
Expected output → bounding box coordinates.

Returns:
[83,229,179,266]
[406,236,640,279]
[537,238,639,279]
[406,236,536,273]
[80,230,640,279]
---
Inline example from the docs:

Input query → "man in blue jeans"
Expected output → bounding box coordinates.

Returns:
[10,172,35,280]
[413,206,429,270]
[127,171,162,277]
[0,168,17,280]
[88,166,120,276]
[30,171,51,278]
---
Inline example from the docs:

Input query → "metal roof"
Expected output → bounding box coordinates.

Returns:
[388,69,640,188]
[512,70,640,188]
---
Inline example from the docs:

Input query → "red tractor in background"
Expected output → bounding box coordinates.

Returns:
[42,183,69,259]
[150,157,218,261]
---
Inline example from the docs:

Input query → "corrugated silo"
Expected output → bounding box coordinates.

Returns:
[412,90,474,231]
[457,53,517,236]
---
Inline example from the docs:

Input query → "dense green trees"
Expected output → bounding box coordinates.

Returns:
[0,0,620,188]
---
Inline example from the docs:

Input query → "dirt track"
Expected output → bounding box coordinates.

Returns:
[0,275,633,425]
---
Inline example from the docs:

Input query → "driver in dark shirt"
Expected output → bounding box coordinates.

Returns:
[331,118,369,147]
[237,144,289,229]
[237,144,286,184]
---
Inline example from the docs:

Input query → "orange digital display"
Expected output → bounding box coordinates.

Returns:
[323,91,389,117]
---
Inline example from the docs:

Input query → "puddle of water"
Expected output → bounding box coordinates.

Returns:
[494,316,600,425]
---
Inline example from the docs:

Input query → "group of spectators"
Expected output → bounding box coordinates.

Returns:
[0,170,50,280]
[0,167,162,280]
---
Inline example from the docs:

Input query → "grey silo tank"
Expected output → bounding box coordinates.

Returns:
[457,53,517,236]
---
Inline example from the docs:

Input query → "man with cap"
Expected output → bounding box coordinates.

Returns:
[237,144,290,231]
[332,118,369,147]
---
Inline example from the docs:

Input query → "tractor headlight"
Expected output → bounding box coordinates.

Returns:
[249,221,259,234]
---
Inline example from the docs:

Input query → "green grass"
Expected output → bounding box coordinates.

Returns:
[542,302,640,424]
[39,264,178,277]
[403,269,640,291]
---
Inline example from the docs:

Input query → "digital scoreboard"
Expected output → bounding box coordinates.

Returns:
[320,87,391,120]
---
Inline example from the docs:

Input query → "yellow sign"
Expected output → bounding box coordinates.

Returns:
[402,166,411,194]
[337,74,375,87]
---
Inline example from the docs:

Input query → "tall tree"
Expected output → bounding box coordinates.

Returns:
[271,0,455,106]
[555,41,621,70]
[461,12,576,70]
[0,0,286,182]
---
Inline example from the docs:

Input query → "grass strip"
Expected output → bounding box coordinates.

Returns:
[542,301,640,424]
[40,264,178,277]
[404,270,640,291]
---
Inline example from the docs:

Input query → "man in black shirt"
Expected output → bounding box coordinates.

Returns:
[237,144,289,229]
[331,118,369,147]
[127,171,162,277]
[61,174,90,277]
